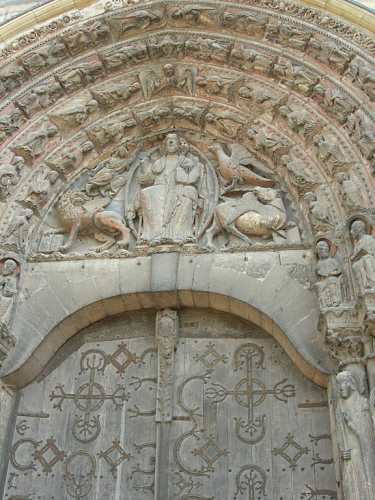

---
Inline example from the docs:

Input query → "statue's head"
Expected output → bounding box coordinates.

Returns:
[2,259,17,276]
[163,64,175,77]
[165,133,180,154]
[350,219,366,240]
[316,240,331,260]
[336,371,358,399]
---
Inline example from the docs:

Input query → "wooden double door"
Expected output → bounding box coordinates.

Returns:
[3,309,337,499]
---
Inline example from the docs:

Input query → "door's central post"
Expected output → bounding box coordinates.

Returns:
[154,308,179,500]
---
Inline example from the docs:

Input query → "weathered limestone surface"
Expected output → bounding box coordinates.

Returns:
[0,0,373,498]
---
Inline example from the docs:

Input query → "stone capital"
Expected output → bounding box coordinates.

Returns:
[319,304,365,367]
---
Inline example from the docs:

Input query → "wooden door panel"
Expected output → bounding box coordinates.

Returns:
[170,338,336,500]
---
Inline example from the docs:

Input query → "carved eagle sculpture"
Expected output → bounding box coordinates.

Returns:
[209,143,275,191]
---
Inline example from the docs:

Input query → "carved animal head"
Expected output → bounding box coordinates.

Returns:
[58,190,90,210]
[253,186,280,203]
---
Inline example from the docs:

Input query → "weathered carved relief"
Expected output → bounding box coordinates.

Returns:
[11,120,59,165]
[336,172,367,213]
[55,190,130,253]
[48,94,99,132]
[20,39,68,77]
[55,59,105,94]
[0,258,19,365]
[0,156,24,201]
[0,1,373,498]
[155,309,178,422]
[126,133,216,247]
[334,371,375,500]
[315,240,346,309]
[314,132,349,176]
[350,219,375,296]
[139,64,196,100]
[346,57,375,102]
[90,79,140,108]
[15,79,65,119]
[0,106,26,145]
[31,126,312,256]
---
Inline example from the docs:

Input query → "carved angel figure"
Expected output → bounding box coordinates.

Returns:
[350,219,375,295]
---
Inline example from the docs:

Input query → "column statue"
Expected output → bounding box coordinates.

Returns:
[350,219,375,295]
[335,370,375,500]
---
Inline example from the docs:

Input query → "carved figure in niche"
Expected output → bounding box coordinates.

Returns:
[278,24,311,52]
[2,207,34,252]
[346,57,375,102]
[205,187,289,249]
[238,84,287,116]
[90,80,140,108]
[350,219,375,295]
[149,35,185,59]
[85,145,135,197]
[0,108,25,143]
[197,72,238,99]
[111,8,164,34]
[335,371,375,500]
[336,172,365,212]
[308,37,353,74]
[0,62,27,94]
[303,191,333,232]
[0,156,24,200]
[315,240,345,309]
[48,97,98,130]
[247,127,290,164]
[345,109,375,161]
[45,140,94,176]
[56,191,130,252]
[222,11,268,37]
[22,167,58,210]
[281,154,318,194]
[86,115,136,149]
[314,133,348,176]
[205,110,246,139]
[322,88,356,125]
[131,133,203,245]
[138,64,195,100]
[15,80,64,118]
[170,5,216,26]
[0,259,19,335]
[12,121,59,164]
[58,60,104,93]
[21,39,67,75]
[185,37,230,63]
[273,59,319,96]
[279,104,321,141]
[136,104,174,129]
[209,143,274,192]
